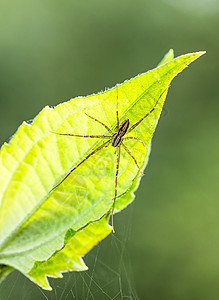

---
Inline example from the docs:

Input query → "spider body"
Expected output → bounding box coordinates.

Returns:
[111,119,129,147]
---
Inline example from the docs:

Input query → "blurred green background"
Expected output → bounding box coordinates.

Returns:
[0,0,218,299]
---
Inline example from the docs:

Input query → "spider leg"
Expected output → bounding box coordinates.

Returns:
[85,112,112,133]
[128,87,168,133]
[52,140,111,191]
[111,145,121,232]
[51,131,111,139]
[123,136,146,148]
[121,143,143,176]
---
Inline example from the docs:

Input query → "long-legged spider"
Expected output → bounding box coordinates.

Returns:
[53,87,167,230]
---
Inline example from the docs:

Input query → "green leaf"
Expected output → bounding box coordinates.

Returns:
[28,214,111,290]
[157,49,174,66]
[0,51,205,290]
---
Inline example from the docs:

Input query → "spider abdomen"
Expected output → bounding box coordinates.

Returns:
[111,119,129,147]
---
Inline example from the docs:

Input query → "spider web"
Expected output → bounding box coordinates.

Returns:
[0,206,139,300]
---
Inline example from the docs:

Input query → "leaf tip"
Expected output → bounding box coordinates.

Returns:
[167,48,174,58]
[195,50,206,56]
[157,49,174,66]
[192,51,206,59]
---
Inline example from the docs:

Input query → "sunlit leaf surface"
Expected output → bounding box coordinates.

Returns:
[0,51,205,289]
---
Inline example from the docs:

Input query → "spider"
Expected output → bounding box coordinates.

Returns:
[52,86,167,230]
